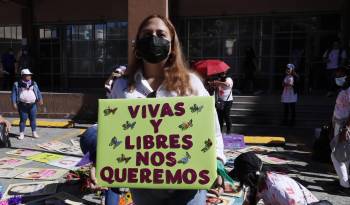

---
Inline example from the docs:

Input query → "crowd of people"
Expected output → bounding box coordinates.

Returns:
[1,47,32,90]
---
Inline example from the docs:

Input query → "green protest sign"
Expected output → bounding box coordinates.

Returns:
[96,96,217,189]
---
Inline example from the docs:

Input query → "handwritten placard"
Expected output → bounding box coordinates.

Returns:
[96,96,217,189]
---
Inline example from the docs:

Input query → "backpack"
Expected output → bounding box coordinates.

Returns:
[0,123,11,148]
[312,123,332,163]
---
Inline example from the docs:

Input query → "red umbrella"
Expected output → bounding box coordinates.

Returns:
[193,59,230,76]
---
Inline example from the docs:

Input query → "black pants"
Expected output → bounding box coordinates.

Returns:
[217,101,233,133]
[243,71,255,92]
[325,69,337,92]
[283,103,296,125]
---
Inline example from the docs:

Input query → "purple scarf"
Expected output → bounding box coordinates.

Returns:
[21,80,32,89]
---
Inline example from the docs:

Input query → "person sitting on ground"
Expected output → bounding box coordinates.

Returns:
[0,115,11,133]
[229,152,321,205]
[11,68,43,140]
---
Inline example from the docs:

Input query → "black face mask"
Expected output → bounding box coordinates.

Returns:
[136,36,170,64]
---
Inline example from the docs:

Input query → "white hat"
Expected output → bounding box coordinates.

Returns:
[287,64,295,70]
[21,69,33,75]
[114,65,126,72]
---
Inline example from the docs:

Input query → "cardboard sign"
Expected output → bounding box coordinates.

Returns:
[96,96,217,189]
[27,153,64,163]
[15,168,67,180]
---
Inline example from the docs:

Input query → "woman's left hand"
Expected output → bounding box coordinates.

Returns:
[208,175,225,197]
[5,120,11,133]
[38,100,44,106]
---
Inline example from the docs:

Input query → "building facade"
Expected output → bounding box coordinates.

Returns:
[0,0,348,92]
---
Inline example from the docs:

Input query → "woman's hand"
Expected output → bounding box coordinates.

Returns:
[89,166,107,191]
[208,175,224,197]
[339,126,350,142]
[5,120,11,134]
[13,103,17,110]
[0,116,11,134]
[38,100,44,106]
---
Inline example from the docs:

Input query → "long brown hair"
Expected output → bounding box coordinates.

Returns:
[126,14,193,96]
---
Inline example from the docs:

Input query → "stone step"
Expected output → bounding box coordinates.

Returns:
[231,102,333,112]
[230,108,333,118]
[228,123,315,139]
[229,115,329,127]
[232,95,336,105]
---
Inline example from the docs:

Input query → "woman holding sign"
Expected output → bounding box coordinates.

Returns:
[107,15,226,205]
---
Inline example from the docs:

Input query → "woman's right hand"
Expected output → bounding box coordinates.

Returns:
[89,166,107,191]
[13,104,17,110]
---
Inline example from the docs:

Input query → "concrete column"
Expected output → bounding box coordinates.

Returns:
[20,0,33,45]
[128,0,168,64]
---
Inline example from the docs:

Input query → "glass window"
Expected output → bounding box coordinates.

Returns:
[80,25,92,40]
[262,17,273,35]
[5,27,11,39]
[17,26,22,39]
[63,22,128,77]
[274,18,292,33]
[44,29,52,39]
[203,38,220,57]
[39,44,51,58]
[0,27,4,38]
[95,24,106,40]
[107,22,127,40]
[274,39,291,56]
[40,29,45,39]
[189,38,202,58]
[261,40,272,57]
[239,17,256,38]
[11,26,16,39]
[221,18,238,37]
[189,19,202,37]
[66,25,72,39]
[38,60,52,74]
[175,19,187,39]
[223,38,238,57]
[0,25,22,61]
[203,19,221,37]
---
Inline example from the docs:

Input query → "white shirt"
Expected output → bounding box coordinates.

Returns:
[333,88,350,121]
[281,75,298,103]
[258,172,318,205]
[111,71,226,162]
[19,86,37,103]
[218,77,233,101]
[323,49,347,70]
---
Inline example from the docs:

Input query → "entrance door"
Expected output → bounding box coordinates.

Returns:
[36,26,62,91]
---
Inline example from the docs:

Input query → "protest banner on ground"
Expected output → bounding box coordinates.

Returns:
[96,96,217,189]
[0,157,31,168]
[2,181,58,199]
[15,168,67,180]
[27,153,64,163]
[6,149,41,157]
